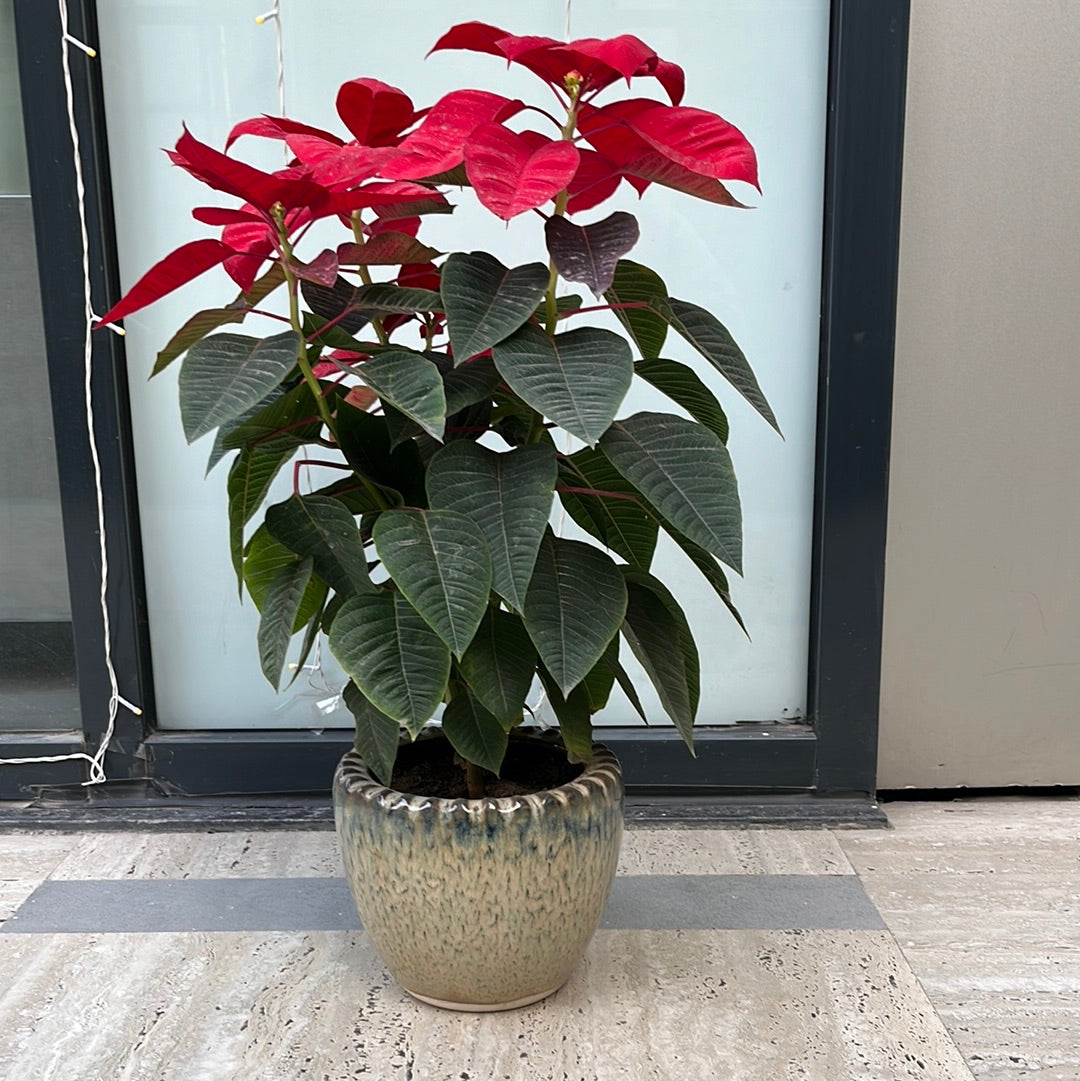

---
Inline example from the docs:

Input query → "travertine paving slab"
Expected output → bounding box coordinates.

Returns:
[856,873,1080,949]
[48,830,344,880]
[0,929,973,1081]
[618,828,854,875]
[0,832,79,879]
[0,880,41,924]
[871,799,1080,838]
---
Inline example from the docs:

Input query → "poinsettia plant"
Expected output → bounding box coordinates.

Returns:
[99,22,779,797]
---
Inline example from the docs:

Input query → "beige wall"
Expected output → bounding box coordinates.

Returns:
[878,0,1080,787]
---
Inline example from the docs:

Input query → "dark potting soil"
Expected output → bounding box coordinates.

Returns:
[390,735,583,799]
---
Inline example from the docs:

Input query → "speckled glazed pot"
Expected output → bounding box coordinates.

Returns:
[332,732,623,1011]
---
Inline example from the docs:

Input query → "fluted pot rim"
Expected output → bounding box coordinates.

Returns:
[335,726,622,816]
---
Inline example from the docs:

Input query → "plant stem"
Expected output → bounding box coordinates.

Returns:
[465,761,487,800]
[543,85,581,337]
[350,213,390,346]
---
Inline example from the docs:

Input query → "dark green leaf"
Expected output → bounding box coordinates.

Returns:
[544,211,640,296]
[600,411,742,573]
[537,667,593,762]
[603,641,650,724]
[347,283,445,314]
[426,442,556,611]
[264,494,374,597]
[459,609,537,727]
[493,324,632,446]
[153,263,286,376]
[657,298,780,434]
[441,252,549,363]
[335,400,426,506]
[221,381,323,451]
[179,331,301,443]
[558,446,657,569]
[328,592,451,734]
[243,526,327,632]
[342,681,401,786]
[663,526,749,637]
[300,275,371,335]
[285,593,330,689]
[581,649,616,713]
[604,259,668,359]
[620,569,699,750]
[442,689,508,775]
[523,534,627,696]
[227,442,296,587]
[206,387,286,475]
[634,357,729,443]
[346,351,446,441]
[257,557,313,690]
[373,509,492,657]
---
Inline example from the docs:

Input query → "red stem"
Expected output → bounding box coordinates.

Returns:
[292,458,352,495]
[560,301,651,318]
[556,485,639,503]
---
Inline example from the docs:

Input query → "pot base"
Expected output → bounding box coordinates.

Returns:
[405,984,563,1013]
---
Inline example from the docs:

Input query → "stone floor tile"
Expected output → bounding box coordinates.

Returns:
[618,828,854,876]
[0,832,81,879]
[0,929,973,1081]
[47,830,343,880]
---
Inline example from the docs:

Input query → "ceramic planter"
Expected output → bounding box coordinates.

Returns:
[332,732,623,1011]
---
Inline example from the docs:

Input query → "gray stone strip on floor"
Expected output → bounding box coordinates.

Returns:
[1,875,884,934]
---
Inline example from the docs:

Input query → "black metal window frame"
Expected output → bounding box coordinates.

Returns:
[5,0,908,807]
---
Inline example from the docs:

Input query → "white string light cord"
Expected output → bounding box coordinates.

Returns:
[0,3,143,784]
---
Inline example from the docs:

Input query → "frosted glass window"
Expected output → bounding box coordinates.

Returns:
[98,1,828,730]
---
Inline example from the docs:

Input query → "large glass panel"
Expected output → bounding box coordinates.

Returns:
[98,0,827,730]
[0,0,80,732]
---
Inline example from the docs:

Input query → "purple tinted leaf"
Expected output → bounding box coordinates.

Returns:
[544,211,640,297]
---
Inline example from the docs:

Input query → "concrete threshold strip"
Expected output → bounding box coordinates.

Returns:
[2,875,884,934]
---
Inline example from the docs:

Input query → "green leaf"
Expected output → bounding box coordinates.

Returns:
[153,263,286,376]
[264,495,374,598]
[634,357,729,443]
[442,689,509,775]
[426,442,556,611]
[348,351,447,441]
[346,283,445,314]
[335,400,426,506]
[459,609,537,727]
[372,509,492,657]
[243,526,328,632]
[581,650,616,713]
[342,681,401,786]
[664,526,749,637]
[442,356,500,414]
[602,641,650,724]
[493,324,632,446]
[558,446,658,569]
[227,442,297,587]
[220,382,322,451]
[285,593,329,689]
[656,298,780,434]
[604,259,668,359]
[206,387,286,475]
[328,592,451,734]
[600,411,742,574]
[257,557,313,690]
[537,667,593,762]
[179,331,301,443]
[523,534,627,696]
[620,569,699,750]
[441,252,549,364]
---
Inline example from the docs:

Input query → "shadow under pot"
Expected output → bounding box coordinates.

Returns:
[332,729,624,1011]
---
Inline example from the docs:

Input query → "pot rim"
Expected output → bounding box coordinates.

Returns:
[334,726,622,814]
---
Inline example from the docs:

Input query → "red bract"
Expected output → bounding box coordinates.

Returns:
[191,207,265,226]
[169,126,322,212]
[463,124,580,220]
[290,249,340,286]
[305,144,397,187]
[97,239,232,326]
[335,79,415,146]
[565,149,623,214]
[577,99,759,199]
[429,22,683,103]
[382,90,524,180]
[225,115,343,152]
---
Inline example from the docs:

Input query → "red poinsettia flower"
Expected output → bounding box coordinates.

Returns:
[429,22,684,104]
